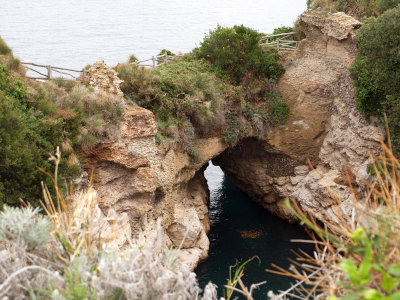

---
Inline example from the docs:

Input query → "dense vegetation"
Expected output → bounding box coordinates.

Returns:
[349,6,400,152]
[118,25,288,152]
[308,0,400,18]
[0,26,288,206]
[0,38,124,208]
[196,25,284,84]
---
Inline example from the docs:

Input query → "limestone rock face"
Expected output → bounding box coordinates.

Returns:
[83,105,223,270]
[167,206,204,249]
[85,60,124,96]
[83,11,382,271]
[215,11,382,221]
[301,12,361,40]
[84,106,157,232]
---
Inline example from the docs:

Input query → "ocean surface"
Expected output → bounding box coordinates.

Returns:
[1,0,305,69]
[1,1,311,298]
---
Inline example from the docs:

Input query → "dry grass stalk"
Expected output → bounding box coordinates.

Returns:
[0,149,219,299]
[38,147,130,262]
[267,124,400,299]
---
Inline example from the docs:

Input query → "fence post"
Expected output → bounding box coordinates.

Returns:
[277,39,280,50]
[82,68,85,82]
[47,65,52,80]
[152,56,155,68]
[165,53,168,64]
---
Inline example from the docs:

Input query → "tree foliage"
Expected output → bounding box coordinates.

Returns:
[0,65,77,207]
[196,25,285,84]
[350,6,400,151]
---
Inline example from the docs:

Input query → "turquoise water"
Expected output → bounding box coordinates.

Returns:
[197,163,315,299]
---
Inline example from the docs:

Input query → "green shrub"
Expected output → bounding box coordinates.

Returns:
[0,65,64,207]
[158,49,175,64]
[308,0,399,18]
[267,91,290,126]
[117,56,227,151]
[197,25,285,84]
[377,0,400,11]
[128,54,138,63]
[158,49,175,56]
[273,26,293,35]
[0,37,11,55]
[0,39,124,207]
[350,6,400,152]
[222,116,249,146]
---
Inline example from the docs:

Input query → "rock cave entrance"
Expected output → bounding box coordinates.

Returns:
[206,137,302,217]
[194,137,315,297]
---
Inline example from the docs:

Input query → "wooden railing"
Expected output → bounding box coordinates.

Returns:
[22,53,182,81]
[260,32,299,51]
[132,53,183,68]
[21,62,87,81]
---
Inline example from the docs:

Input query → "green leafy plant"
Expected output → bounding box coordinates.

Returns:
[128,54,138,63]
[0,37,11,55]
[350,6,400,152]
[225,256,264,300]
[117,55,227,151]
[331,226,400,299]
[197,25,284,84]
[267,92,290,126]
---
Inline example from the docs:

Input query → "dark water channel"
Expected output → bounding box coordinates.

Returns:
[196,163,315,299]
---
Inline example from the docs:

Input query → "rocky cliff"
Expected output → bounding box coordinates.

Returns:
[215,12,382,222]
[83,12,382,270]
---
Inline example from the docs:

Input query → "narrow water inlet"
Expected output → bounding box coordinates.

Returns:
[195,162,315,299]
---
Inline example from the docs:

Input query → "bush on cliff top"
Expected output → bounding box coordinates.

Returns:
[0,37,12,55]
[117,55,228,151]
[118,25,288,150]
[0,64,71,208]
[196,25,285,85]
[350,5,400,152]
[308,0,400,18]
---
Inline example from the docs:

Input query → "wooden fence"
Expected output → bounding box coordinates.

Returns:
[22,53,182,81]
[22,33,298,81]
[21,62,87,81]
[260,32,299,51]
[131,53,183,68]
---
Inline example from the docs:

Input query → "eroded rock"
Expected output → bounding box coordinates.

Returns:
[82,11,382,271]
[85,60,124,96]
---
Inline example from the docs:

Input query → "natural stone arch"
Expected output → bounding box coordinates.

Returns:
[83,11,383,270]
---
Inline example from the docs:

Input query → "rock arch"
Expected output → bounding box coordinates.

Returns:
[83,12,383,270]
